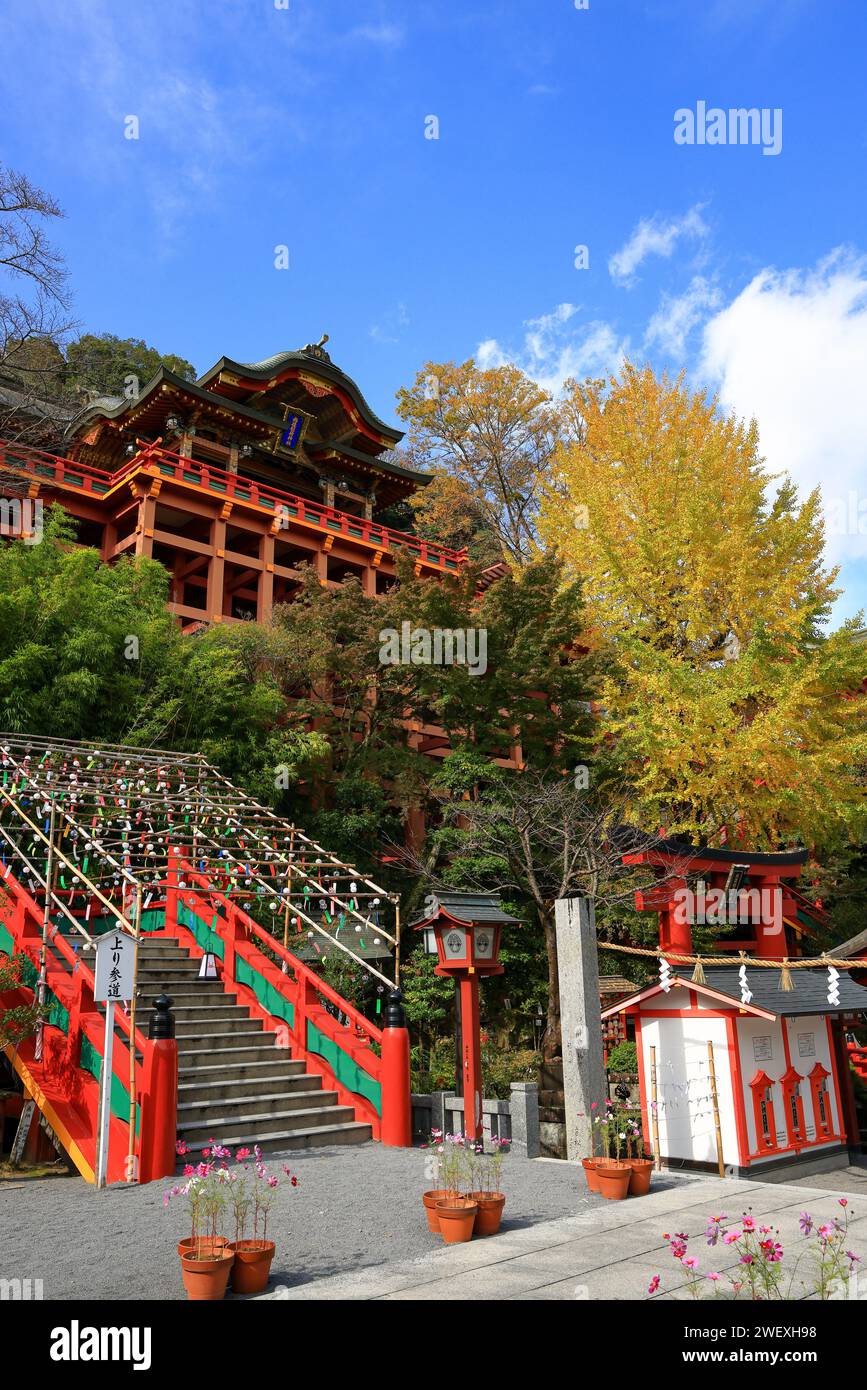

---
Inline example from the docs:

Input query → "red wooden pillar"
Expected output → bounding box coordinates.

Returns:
[755,874,785,958]
[459,974,483,1143]
[380,990,412,1148]
[660,877,691,956]
[138,996,178,1183]
[164,848,180,939]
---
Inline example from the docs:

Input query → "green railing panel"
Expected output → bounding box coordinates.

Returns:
[45,986,69,1034]
[79,1034,140,1135]
[0,921,13,958]
[177,903,225,959]
[140,908,165,934]
[306,1019,381,1116]
[236,956,294,1028]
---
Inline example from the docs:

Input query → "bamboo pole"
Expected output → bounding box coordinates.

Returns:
[707,1039,725,1178]
[34,795,56,1063]
[126,884,143,1181]
[649,1045,661,1170]
[281,826,295,973]
[393,898,400,988]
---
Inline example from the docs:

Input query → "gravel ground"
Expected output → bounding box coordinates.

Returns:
[0,1144,698,1301]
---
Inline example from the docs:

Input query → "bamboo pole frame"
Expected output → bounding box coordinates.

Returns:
[707,1039,725,1178]
[649,1044,661,1170]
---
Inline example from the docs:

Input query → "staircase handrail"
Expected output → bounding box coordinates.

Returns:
[177,859,382,1049]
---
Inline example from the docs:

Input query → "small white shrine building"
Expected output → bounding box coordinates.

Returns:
[601,965,867,1175]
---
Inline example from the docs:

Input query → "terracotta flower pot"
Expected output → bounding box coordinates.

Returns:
[581,1158,600,1192]
[177,1236,230,1260]
[469,1193,505,1236]
[422,1189,450,1233]
[435,1197,478,1244]
[229,1240,276,1294]
[594,1161,631,1201]
[628,1159,654,1197]
[179,1249,234,1301]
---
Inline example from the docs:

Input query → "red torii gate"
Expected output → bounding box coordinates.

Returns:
[622,840,812,960]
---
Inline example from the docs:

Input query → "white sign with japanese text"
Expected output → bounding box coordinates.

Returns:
[94,931,135,1003]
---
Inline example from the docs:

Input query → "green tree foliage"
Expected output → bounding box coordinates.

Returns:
[65,333,196,397]
[0,512,321,791]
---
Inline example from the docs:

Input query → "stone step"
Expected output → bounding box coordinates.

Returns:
[137,944,193,958]
[178,1101,352,1144]
[178,1072,320,1105]
[137,983,228,1002]
[178,1058,308,1084]
[175,1029,273,1052]
[178,1041,288,1069]
[149,1003,250,1023]
[185,1120,372,1155]
[176,1089,339,1134]
[136,960,211,977]
[175,1014,263,1038]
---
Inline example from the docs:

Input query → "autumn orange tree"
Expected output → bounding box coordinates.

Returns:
[396,359,560,566]
[540,362,867,850]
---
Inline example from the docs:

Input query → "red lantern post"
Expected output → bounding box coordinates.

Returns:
[410,893,520,1143]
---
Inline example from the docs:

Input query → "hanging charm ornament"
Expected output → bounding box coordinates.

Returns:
[690,956,707,986]
[738,956,753,1005]
[658,954,672,993]
[827,965,840,1006]
[778,958,794,992]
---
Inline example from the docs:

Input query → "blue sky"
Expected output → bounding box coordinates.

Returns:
[4,0,867,622]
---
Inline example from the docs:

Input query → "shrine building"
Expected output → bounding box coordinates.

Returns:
[0,336,466,630]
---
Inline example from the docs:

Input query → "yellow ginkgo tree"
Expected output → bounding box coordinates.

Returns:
[540,362,867,849]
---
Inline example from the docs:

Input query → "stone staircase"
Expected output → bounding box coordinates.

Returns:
[135,936,372,1155]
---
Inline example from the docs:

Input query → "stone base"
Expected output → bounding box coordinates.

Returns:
[539,1121,567,1159]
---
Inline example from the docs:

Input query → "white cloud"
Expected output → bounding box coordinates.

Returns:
[699,250,867,566]
[369,302,410,344]
[476,302,626,394]
[349,23,405,48]
[645,275,722,357]
[609,205,710,285]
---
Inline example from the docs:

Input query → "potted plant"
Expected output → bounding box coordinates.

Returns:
[468,1137,508,1235]
[421,1128,451,1232]
[434,1135,478,1243]
[625,1113,654,1196]
[167,1164,234,1300]
[592,1101,631,1201]
[581,1103,601,1191]
[228,1146,299,1294]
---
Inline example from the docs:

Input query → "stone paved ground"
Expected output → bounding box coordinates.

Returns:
[0,1142,692,1300]
[2,1146,864,1301]
[262,1171,867,1301]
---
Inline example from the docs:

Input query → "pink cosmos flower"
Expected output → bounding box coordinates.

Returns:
[648,1275,660,1294]
[683,1256,699,1269]
[839,1198,849,1208]
[742,1216,756,1231]
[707,1272,721,1282]
[723,1231,740,1245]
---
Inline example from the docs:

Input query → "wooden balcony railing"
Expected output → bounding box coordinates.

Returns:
[0,436,467,572]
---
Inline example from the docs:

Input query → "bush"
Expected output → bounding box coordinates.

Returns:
[411,1036,540,1098]
[606,1040,638,1074]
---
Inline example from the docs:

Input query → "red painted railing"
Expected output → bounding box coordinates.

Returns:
[0,435,466,572]
[0,869,177,1184]
[847,1041,867,1081]
[164,854,405,1142]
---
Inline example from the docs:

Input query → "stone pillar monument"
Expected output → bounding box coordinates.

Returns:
[555,897,607,1162]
